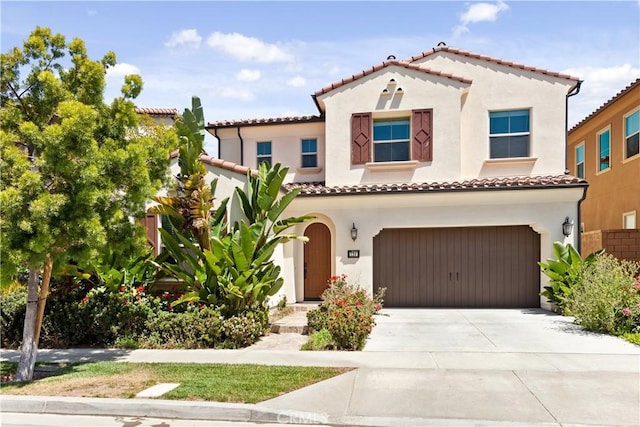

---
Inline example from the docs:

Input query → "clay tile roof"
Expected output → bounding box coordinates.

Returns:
[408,46,579,82]
[207,115,324,129]
[569,78,640,133]
[134,107,178,116]
[284,175,587,197]
[199,155,256,176]
[313,60,472,97]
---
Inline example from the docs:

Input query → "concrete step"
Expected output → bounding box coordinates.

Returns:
[269,309,311,334]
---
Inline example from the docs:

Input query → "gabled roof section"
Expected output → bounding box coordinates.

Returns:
[313,59,472,97]
[285,175,587,197]
[135,107,178,116]
[408,46,579,82]
[569,78,640,134]
[207,115,324,129]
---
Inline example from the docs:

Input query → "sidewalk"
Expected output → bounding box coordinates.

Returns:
[1,308,639,426]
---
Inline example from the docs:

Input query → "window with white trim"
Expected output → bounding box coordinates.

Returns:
[598,129,610,172]
[623,212,636,229]
[301,138,317,168]
[489,109,530,158]
[257,141,272,167]
[575,144,585,178]
[624,110,639,159]
[373,119,410,162]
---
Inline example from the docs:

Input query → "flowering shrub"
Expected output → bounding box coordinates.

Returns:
[564,254,640,335]
[306,275,385,351]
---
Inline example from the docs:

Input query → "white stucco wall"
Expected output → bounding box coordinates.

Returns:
[283,187,584,310]
[229,122,326,183]
[318,67,469,186]
[413,52,576,179]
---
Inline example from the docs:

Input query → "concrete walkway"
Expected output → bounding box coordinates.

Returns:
[1,308,639,426]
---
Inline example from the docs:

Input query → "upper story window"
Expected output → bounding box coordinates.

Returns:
[489,110,530,158]
[624,110,639,159]
[257,141,272,167]
[301,138,318,168]
[373,119,410,162]
[598,129,610,172]
[575,144,585,178]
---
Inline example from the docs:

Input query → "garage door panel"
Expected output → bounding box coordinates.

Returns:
[374,226,540,308]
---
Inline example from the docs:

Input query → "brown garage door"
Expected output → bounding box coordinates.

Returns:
[373,226,540,308]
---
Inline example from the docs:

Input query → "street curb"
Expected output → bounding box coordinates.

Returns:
[0,395,566,426]
[0,395,328,425]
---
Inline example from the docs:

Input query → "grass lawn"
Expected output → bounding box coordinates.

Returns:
[0,361,349,403]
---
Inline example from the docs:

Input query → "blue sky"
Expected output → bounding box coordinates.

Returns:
[2,1,639,156]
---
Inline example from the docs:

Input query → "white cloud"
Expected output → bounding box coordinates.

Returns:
[454,1,509,36]
[106,63,141,78]
[235,69,262,82]
[563,64,640,127]
[165,29,202,48]
[286,76,306,87]
[206,32,293,63]
[217,87,255,101]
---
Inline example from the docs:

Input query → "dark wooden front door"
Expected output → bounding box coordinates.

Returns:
[373,226,540,308]
[304,223,331,300]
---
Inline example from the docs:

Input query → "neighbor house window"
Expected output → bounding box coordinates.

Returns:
[624,110,639,159]
[257,141,272,167]
[575,144,585,178]
[489,109,530,158]
[301,138,317,168]
[373,119,410,162]
[598,129,610,172]
[623,212,636,229]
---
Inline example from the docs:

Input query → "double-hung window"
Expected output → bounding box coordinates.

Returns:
[301,138,317,168]
[575,144,585,178]
[373,119,410,162]
[257,141,272,167]
[489,110,530,158]
[625,110,639,159]
[598,129,610,172]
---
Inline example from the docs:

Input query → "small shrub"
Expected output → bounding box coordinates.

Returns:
[301,328,335,351]
[564,254,640,334]
[0,286,27,348]
[219,311,267,349]
[141,306,223,349]
[306,275,385,351]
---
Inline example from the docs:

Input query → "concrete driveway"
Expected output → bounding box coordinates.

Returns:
[364,308,640,354]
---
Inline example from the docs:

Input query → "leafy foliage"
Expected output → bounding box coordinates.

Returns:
[564,254,640,335]
[538,242,602,311]
[153,98,313,317]
[306,275,385,351]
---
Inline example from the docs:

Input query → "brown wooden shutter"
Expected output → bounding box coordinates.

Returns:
[412,109,433,162]
[351,112,372,165]
[140,214,159,256]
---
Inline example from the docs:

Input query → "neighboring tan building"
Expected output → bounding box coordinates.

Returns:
[204,45,586,310]
[567,79,640,261]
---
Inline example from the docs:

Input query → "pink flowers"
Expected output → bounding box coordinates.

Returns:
[622,307,631,316]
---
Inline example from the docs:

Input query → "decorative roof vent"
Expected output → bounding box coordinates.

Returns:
[387,55,396,60]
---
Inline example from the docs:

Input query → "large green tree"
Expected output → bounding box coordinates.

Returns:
[0,27,177,380]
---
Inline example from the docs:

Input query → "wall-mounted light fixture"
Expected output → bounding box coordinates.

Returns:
[562,216,574,237]
[351,223,358,241]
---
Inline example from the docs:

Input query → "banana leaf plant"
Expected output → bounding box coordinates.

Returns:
[148,96,215,250]
[539,242,603,310]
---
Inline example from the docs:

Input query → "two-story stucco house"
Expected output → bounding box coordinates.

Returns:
[203,45,586,310]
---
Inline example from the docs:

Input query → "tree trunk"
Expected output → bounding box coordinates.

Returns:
[15,268,41,382]
[15,254,53,382]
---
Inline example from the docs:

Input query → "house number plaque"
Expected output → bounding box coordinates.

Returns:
[347,250,360,258]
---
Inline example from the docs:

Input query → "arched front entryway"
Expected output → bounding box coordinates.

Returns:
[304,222,331,300]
